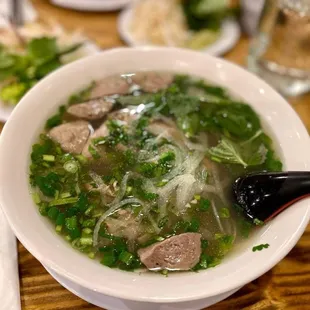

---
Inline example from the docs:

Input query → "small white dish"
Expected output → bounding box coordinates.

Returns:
[118,6,241,56]
[44,264,240,310]
[50,0,132,12]
[0,47,309,306]
[0,40,100,123]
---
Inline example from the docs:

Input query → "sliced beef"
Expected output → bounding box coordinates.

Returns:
[138,233,202,270]
[82,122,109,158]
[105,209,142,241]
[82,110,138,158]
[132,72,173,93]
[49,121,90,154]
[147,119,185,146]
[67,98,113,120]
[108,109,138,126]
[90,76,130,98]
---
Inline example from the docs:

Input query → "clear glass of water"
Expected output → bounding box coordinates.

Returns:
[248,0,310,96]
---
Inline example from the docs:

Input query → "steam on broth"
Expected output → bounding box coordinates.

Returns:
[29,72,282,272]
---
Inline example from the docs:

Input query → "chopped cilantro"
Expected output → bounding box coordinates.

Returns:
[252,244,270,252]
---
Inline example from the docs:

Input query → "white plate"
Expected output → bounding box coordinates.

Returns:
[44,264,240,310]
[118,6,241,56]
[50,0,132,11]
[0,40,100,123]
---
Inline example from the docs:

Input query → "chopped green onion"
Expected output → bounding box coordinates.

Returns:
[92,137,106,146]
[220,208,230,218]
[65,235,72,242]
[188,218,200,232]
[65,216,78,230]
[194,194,201,201]
[47,207,59,221]
[69,227,81,240]
[159,151,175,163]
[161,269,168,276]
[253,218,264,226]
[155,236,165,242]
[82,228,92,235]
[201,239,208,249]
[32,192,41,204]
[75,183,81,195]
[88,145,100,159]
[39,204,48,216]
[199,198,210,211]
[56,225,62,232]
[60,192,71,198]
[119,251,134,265]
[101,251,116,267]
[126,186,133,194]
[80,237,93,246]
[64,160,79,173]
[43,154,55,162]
[252,243,270,252]
[49,197,79,206]
[54,190,59,199]
[215,233,224,240]
[156,179,169,187]
[56,212,65,226]
[88,252,95,259]
[199,253,208,269]
[75,154,88,165]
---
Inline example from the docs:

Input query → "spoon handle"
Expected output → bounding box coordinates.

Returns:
[234,171,310,223]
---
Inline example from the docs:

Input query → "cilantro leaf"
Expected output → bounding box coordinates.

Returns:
[252,243,270,252]
[27,37,58,64]
[0,52,15,69]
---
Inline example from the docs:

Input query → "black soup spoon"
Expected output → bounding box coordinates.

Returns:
[233,171,310,223]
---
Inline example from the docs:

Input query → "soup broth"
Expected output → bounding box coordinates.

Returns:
[29,72,282,273]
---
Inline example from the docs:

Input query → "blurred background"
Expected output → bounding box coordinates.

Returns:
[0,1,310,310]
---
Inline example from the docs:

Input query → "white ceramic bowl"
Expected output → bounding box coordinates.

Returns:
[0,47,310,306]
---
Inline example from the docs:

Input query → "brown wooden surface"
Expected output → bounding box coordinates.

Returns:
[0,1,309,309]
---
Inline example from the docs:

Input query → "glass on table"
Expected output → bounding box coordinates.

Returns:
[248,0,310,96]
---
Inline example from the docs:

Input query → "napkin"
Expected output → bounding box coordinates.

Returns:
[0,0,37,27]
[0,207,21,310]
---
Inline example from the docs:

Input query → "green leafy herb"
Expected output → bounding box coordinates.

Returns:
[208,138,267,168]
[0,37,85,106]
[35,172,60,197]
[252,244,270,252]
[27,37,58,64]
[199,198,211,211]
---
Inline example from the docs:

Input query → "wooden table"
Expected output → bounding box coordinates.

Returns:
[1,1,310,309]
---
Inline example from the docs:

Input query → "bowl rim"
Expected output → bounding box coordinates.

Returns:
[0,46,310,303]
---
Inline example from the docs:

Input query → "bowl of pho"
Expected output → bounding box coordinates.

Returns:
[0,47,309,305]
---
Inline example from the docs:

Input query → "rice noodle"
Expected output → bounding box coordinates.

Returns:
[106,172,130,207]
[211,200,225,234]
[93,197,143,247]
[175,175,200,214]
[157,173,204,216]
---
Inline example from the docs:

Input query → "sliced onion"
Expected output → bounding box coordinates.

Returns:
[89,171,104,187]
[211,200,225,234]
[175,174,198,214]
[106,172,130,207]
[183,133,209,152]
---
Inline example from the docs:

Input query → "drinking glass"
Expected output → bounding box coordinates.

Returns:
[248,0,310,96]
